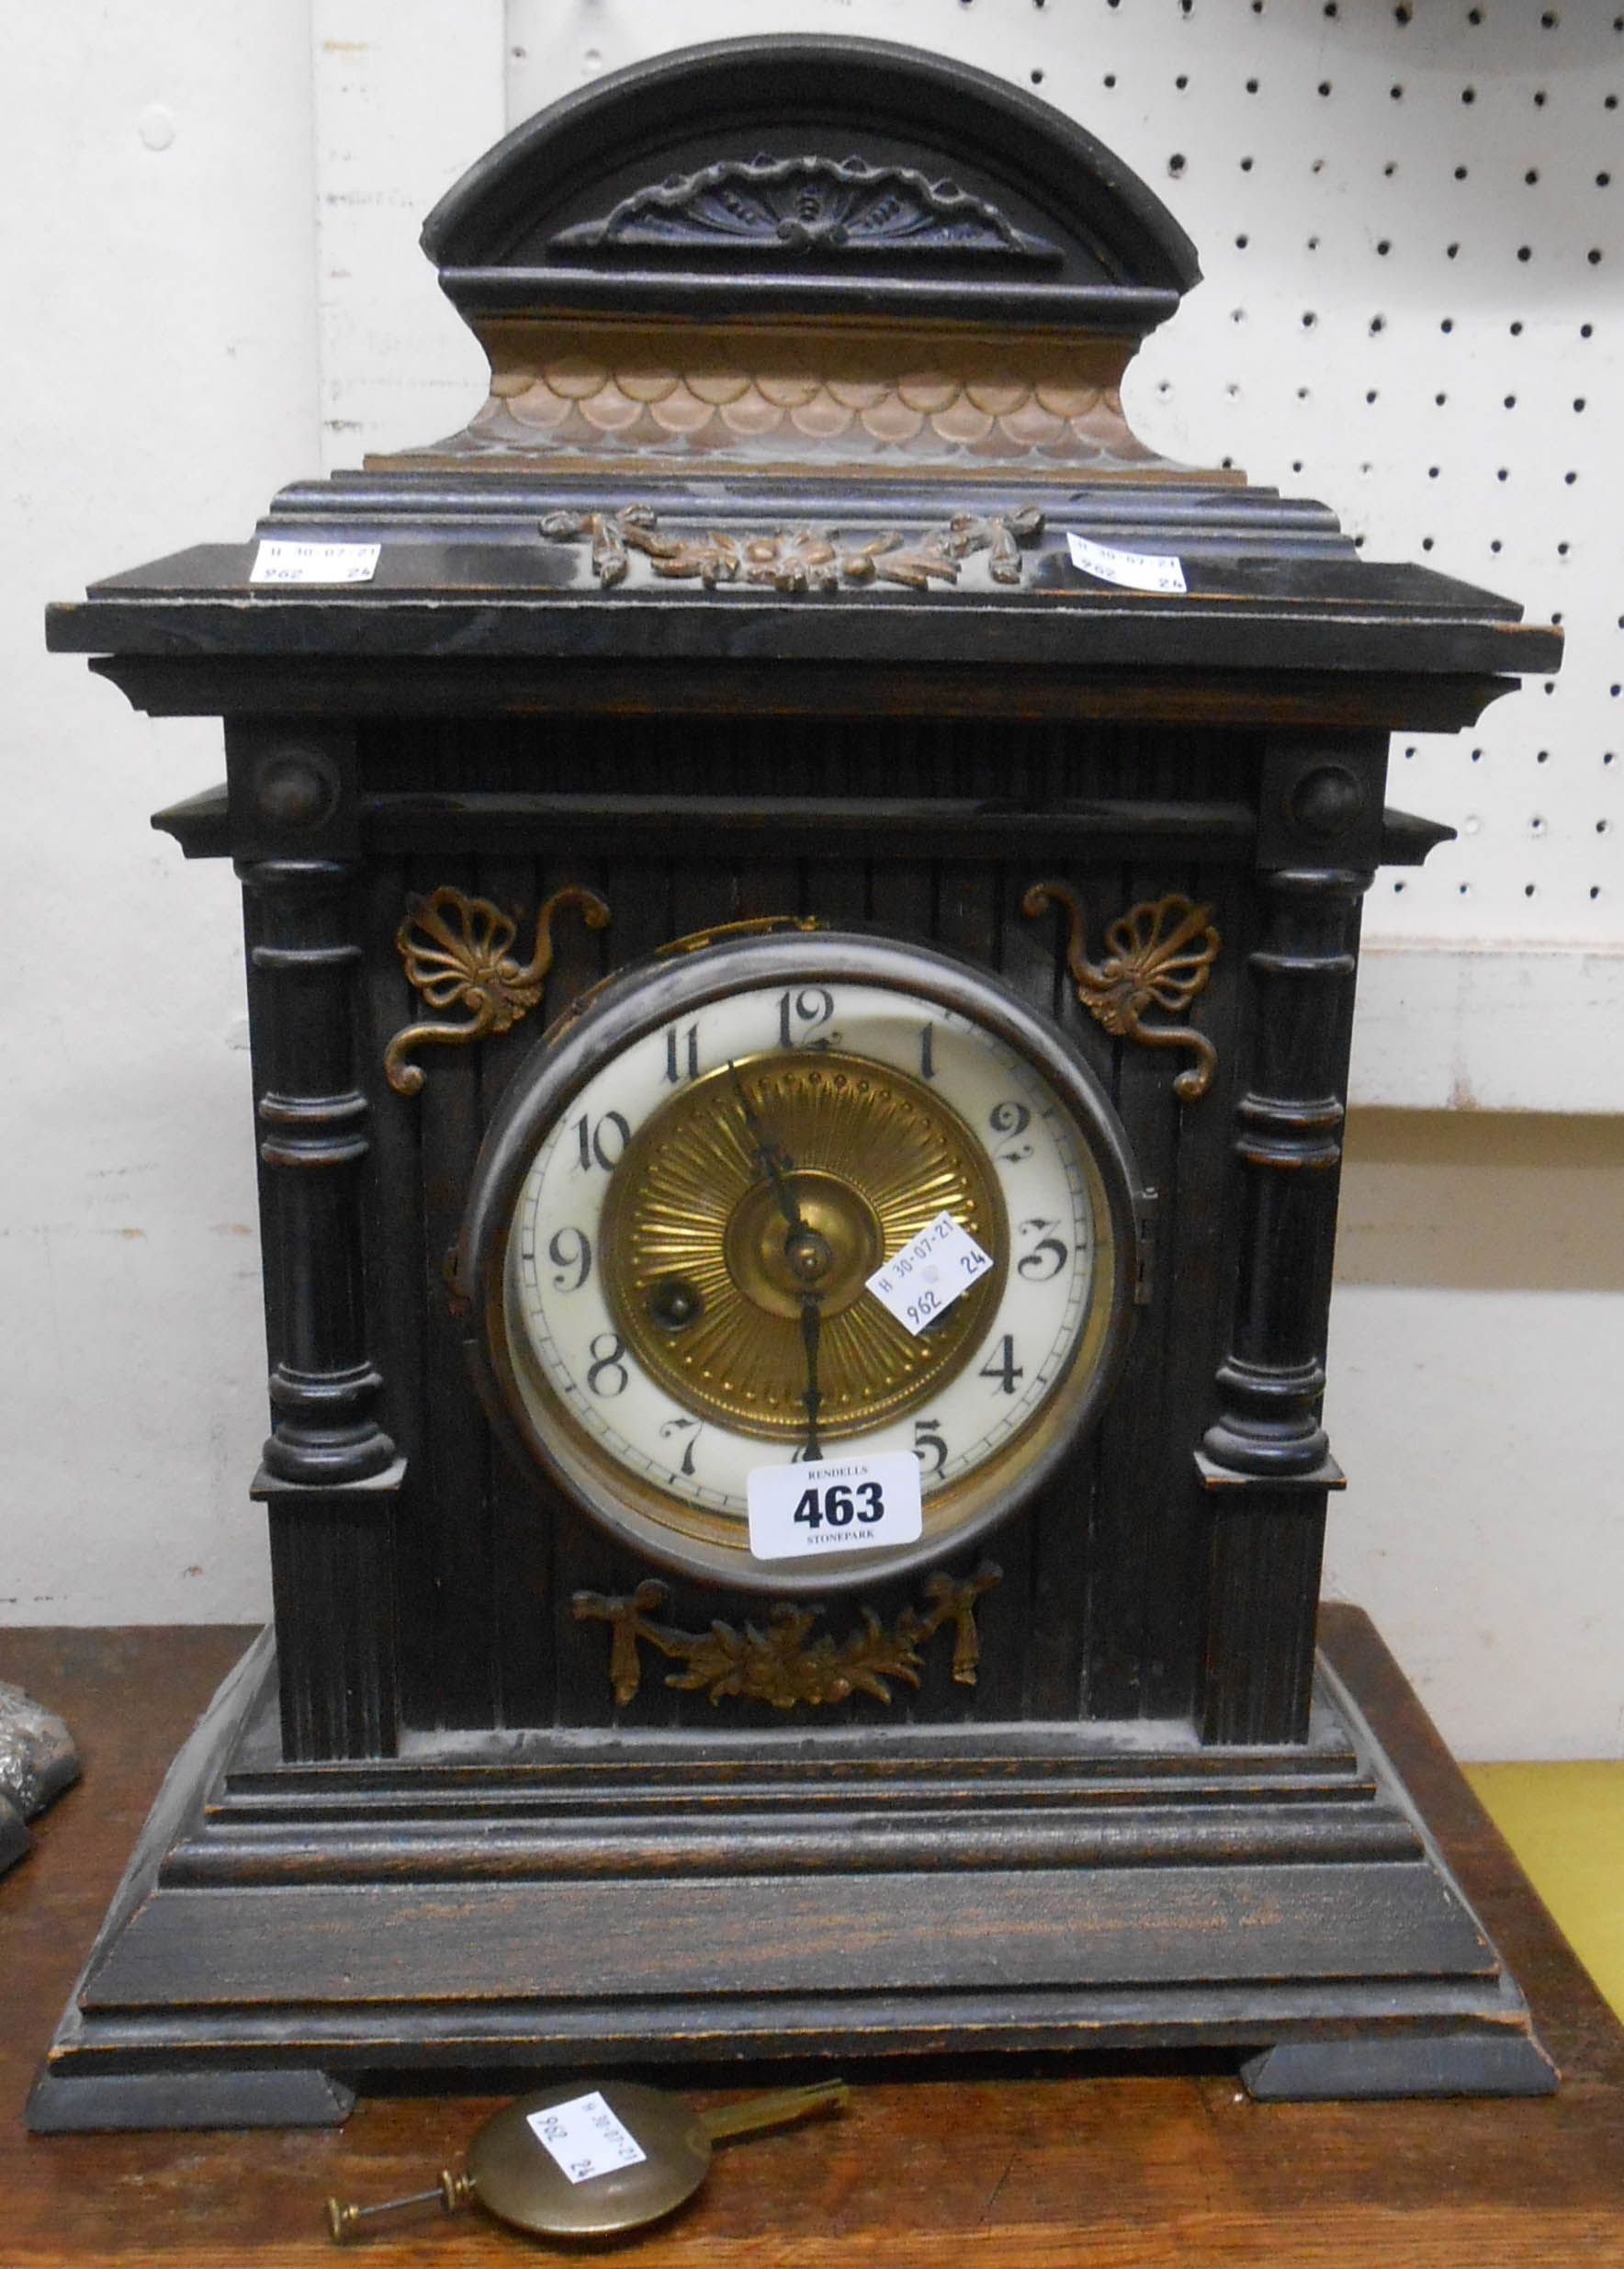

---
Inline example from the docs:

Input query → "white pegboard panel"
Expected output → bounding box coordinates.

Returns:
[505,0,1620,976]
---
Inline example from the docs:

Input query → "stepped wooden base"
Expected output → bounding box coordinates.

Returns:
[28,1620,1553,2130]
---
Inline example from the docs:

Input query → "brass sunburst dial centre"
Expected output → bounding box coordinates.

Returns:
[723,1168,881,1318]
[602,1053,1006,1439]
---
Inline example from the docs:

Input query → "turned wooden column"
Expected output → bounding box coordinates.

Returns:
[1201,863,1365,1480]
[1199,736,1384,1743]
[244,857,394,1489]
[231,725,402,1763]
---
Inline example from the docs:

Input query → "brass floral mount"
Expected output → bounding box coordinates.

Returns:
[384,883,610,1096]
[541,505,1044,592]
[573,1562,1002,1709]
[1023,881,1222,1102]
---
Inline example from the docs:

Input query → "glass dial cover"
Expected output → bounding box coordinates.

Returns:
[458,931,1141,1592]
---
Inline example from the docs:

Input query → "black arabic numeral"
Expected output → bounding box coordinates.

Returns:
[1016,1218,1069,1282]
[547,1226,592,1292]
[979,1335,1024,1395]
[777,987,835,1049]
[586,1332,629,1397]
[575,1110,630,1171]
[660,1415,702,1476]
[913,1417,948,1477]
[989,1098,1033,1164]
[856,1481,885,1524]
[664,1023,700,1084]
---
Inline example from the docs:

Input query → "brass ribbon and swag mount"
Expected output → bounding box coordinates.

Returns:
[34,33,1562,2128]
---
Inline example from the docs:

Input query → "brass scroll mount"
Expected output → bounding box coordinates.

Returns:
[541,505,1044,592]
[384,884,610,1096]
[1023,880,1221,1103]
[573,1563,1002,1709]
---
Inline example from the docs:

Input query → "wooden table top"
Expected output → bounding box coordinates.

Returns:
[5,1609,1622,2267]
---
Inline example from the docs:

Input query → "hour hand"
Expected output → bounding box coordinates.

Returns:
[727,1063,834,1288]
[727,1061,802,1235]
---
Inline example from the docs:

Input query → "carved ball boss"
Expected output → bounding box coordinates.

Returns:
[35,40,1562,2128]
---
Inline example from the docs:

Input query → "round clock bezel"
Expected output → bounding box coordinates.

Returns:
[457,930,1144,1594]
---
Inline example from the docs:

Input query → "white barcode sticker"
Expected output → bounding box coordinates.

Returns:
[748,1453,923,1561]
[1066,532,1187,594]
[525,2091,648,2184]
[865,1211,993,1336]
[250,539,380,585]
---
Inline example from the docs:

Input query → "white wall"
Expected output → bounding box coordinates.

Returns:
[3,10,319,1626]
[2,4,1618,1759]
[1328,1113,1624,1762]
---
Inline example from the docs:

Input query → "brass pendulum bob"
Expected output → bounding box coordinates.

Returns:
[327,2076,850,2243]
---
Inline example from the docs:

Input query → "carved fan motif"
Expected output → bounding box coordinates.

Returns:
[553,153,1061,262]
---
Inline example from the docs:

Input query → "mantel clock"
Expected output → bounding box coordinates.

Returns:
[34,38,1562,2129]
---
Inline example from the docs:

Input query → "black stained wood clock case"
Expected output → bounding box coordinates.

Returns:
[34,38,1563,2130]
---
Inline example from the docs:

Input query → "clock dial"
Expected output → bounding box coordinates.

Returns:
[462,933,1140,1591]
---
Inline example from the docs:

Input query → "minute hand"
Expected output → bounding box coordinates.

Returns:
[798,1293,824,1462]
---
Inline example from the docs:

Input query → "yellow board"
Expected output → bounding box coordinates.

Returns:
[1465,1762,1624,2025]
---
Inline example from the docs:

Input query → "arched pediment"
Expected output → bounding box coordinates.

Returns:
[405,37,1204,478]
[423,37,1198,331]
